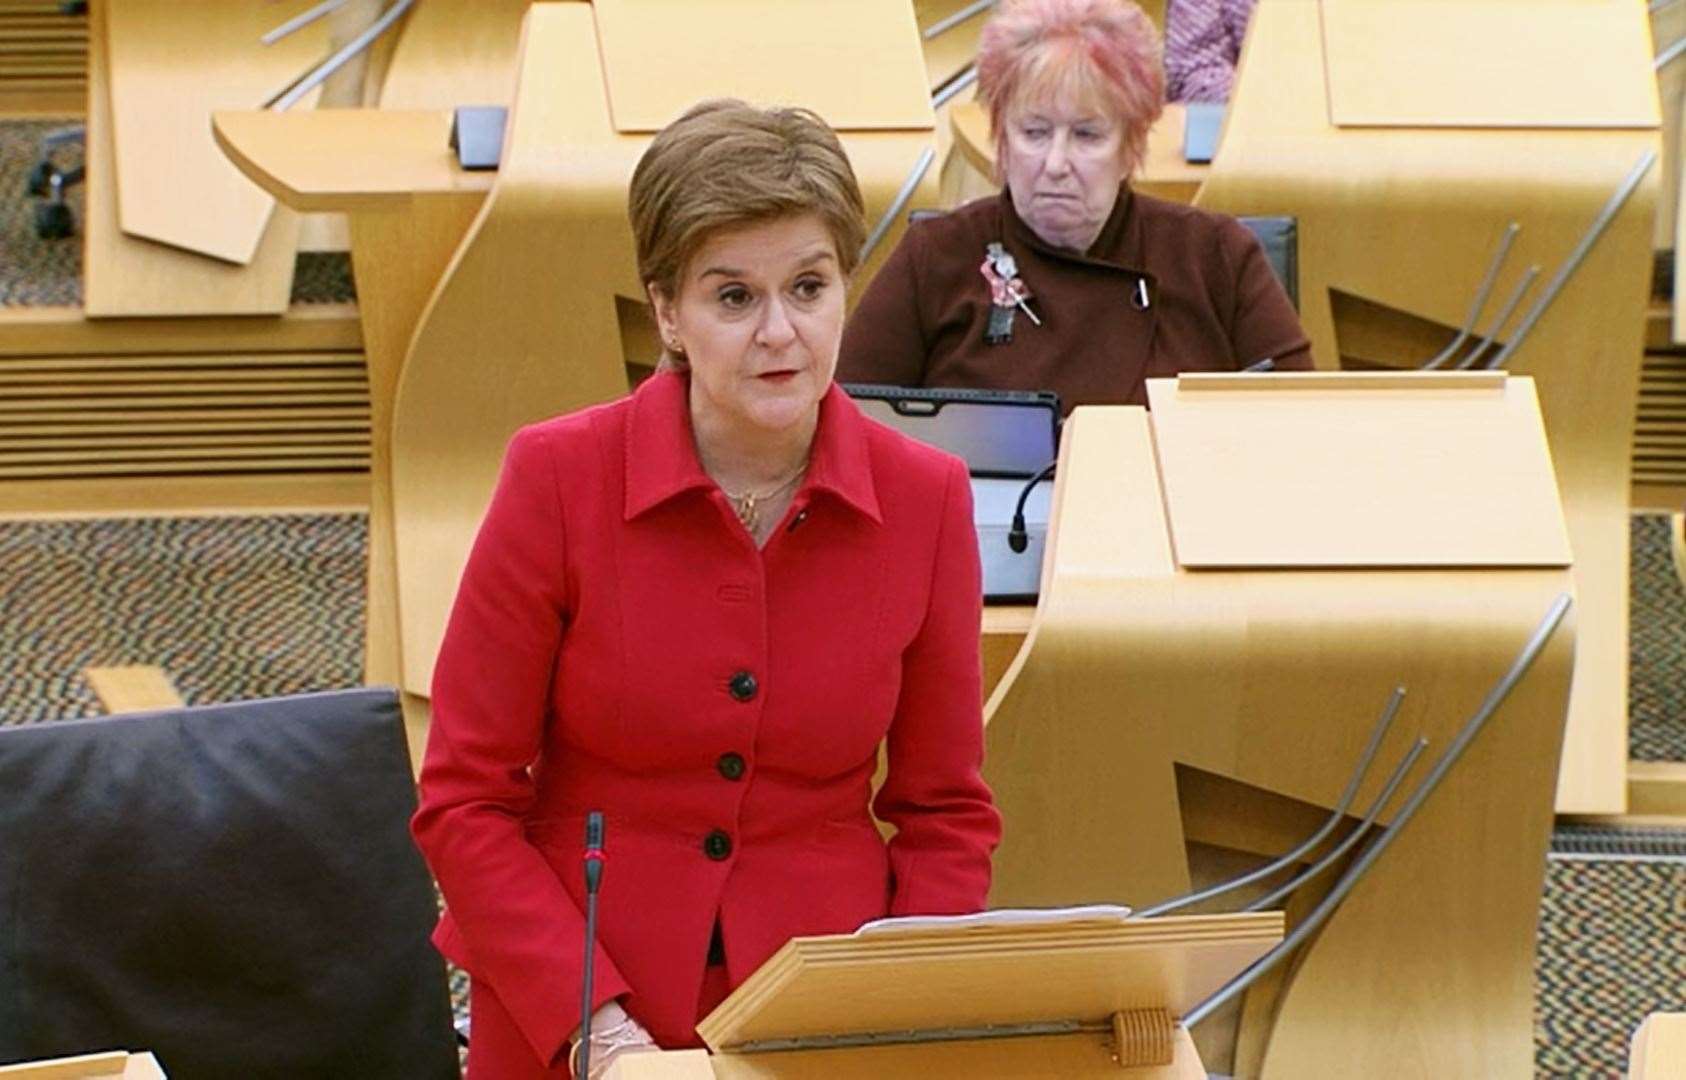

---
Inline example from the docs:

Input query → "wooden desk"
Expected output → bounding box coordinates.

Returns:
[986,376,1575,1078]
[1197,0,1658,814]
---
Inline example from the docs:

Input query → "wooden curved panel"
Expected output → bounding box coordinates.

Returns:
[983,405,1574,1079]
[389,5,632,693]
[104,0,327,265]
[1195,0,1656,814]
[389,3,941,693]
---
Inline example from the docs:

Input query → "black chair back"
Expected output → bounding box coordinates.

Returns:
[0,689,458,1079]
[1239,215,1300,310]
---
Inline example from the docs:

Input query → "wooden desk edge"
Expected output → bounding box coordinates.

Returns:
[211,109,493,212]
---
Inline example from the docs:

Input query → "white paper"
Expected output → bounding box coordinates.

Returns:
[854,904,1134,936]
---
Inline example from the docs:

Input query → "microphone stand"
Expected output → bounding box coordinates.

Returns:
[577,811,606,1078]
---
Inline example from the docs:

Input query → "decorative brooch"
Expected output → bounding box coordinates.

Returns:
[980,242,1041,345]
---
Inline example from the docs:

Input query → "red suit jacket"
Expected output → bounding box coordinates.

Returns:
[412,371,1002,1073]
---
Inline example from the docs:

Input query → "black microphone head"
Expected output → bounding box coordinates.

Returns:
[585,811,604,850]
[1008,513,1029,553]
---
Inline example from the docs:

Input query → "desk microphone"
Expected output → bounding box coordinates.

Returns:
[1007,460,1058,554]
[577,811,606,1079]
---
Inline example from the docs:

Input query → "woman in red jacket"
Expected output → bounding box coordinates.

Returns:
[411,99,1002,1079]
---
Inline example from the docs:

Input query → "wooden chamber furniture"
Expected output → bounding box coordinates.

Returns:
[611,912,1282,1079]
[1194,0,1658,814]
[984,373,1575,1079]
[83,0,307,316]
[1630,1014,1686,1079]
[217,1,943,763]
[0,2,535,515]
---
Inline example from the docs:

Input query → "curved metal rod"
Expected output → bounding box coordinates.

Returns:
[1451,265,1539,370]
[932,64,981,110]
[858,146,938,266]
[1132,687,1405,920]
[1420,223,1517,370]
[1657,33,1686,71]
[1183,593,1573,1030]
[1487,149,1657,370]
[1468,266,1543,370]
[268,0,415,111]
[1243,737,1428,913]
[261,0,350,46]
[924,0,998,40]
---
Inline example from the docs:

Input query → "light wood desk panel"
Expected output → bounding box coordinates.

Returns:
[1197,0,1656,814]
[83,2,298,316]
[985,401,1573,1079]
[104,0,326,264]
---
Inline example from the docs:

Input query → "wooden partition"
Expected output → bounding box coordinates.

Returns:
[218,1,943,762]
[984,373,1575,1078]
[1196,0,1658,814]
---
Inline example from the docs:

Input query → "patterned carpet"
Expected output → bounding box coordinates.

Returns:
[1539,832,1686,1076]
[0,119,355,307]
[1630,514,1686,761]
[0,515,365,724]
[2,512,1685,1075]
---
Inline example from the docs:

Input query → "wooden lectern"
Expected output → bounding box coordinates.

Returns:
[609,912,1282,1078]
[1196,0,1658,813]
[215,2,941,764]
[985,372,1575,1078]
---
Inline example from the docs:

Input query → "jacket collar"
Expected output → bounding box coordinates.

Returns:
[1000,182,1145,276]
[624,370,881,524]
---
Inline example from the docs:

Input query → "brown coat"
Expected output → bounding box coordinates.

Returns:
[838,186,1312,412]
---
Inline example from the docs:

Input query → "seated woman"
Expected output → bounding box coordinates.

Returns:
[839,0,1311,410]
[411,100,1001,1079]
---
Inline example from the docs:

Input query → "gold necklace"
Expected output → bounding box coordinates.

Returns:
[723,463,806,533]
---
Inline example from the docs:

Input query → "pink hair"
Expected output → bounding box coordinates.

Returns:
[976,0,1165,179]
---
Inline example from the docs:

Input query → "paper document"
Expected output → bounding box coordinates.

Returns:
[855,904,1133,936]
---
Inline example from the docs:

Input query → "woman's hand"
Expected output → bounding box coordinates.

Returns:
[570,1000,658,1079]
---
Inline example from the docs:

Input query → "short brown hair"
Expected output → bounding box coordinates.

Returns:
[629,99,866,337]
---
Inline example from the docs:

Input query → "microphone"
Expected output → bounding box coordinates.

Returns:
[1007,460,1058,554]
[1242,357,1276,373]
[577,811,606,1079]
